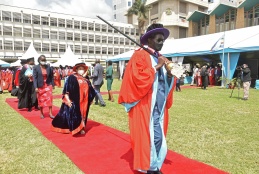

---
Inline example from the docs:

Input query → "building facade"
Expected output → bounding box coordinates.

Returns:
[113,0,135,23]
[0,4,139,63]
[145,0,209,39]
[187,0,259,37]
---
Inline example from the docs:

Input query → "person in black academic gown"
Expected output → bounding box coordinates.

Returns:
[18,57,38,112]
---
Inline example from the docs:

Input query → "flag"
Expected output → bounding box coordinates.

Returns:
[211,34,225,51]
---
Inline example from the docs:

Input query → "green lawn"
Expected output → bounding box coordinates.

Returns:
[1,79,259,174]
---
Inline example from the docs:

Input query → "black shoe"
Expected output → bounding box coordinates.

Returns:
[100,103,106,107]
[35,106,40,110]
[94,102,99,105]
[28,108,32,112]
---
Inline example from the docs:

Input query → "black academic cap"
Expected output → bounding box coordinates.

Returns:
[26,57,34,63]
[20,59,27,65]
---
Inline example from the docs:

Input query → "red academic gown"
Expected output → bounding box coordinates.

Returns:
[14,69,21,87]
[209,68,215,85]
[0,70,2,91]
[53,69,61,87]
[118,49,175,171]
[3,71,13,92]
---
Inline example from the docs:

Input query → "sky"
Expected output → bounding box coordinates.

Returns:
[0,0,113,20]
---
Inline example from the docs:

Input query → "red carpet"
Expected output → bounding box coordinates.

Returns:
[6,98,228,174]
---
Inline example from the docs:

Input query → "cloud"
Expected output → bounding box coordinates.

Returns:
[1,0,113,20]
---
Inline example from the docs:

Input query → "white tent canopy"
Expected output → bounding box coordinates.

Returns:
[20,42,40,64]
[10,59,21,67]
[108,25,259,61]
[0,60,10,67]
[107,49,135,62]
[54,46,81,67]
[161,25,259,57]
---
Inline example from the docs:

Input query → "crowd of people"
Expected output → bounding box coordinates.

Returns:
[0,56,117,135]
[190,63,222,89]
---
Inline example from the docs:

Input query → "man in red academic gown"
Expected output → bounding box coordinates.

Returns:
[118,24,175,174]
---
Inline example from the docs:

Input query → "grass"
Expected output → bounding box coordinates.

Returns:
[1,79,259,174]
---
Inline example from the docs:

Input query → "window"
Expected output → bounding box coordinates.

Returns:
[50,18,57,26]
[102,24,107,32]
[89,34,94,42]
[120,48,124,54]
[13,27,22,37]
[179,27,187,38]
[114,37,119,44]
[88,23,94,30]
[74,20,80,29]
[41,16,49,25]
[59,44,66,52]
[14,41,23,50]
[108,47,113,55]
[128,1,131,7]
[33,29,41,38]
[108,26,113,33]
[108,36,113,44]
[89,46,94,54]
[95,35,101,43]
[51,43,58,52]
[114,48,119,55]
[24,42,30,51]
[82,33,87,41]
[74,33,81,41]
[50,31,58,39]
[58,18,65,27]
[23,28,31,37]
[23,13,31,23]
[82,45,88,53]
[95,47,101,54]
[114,14,116,20]
[81,22,87,30]
[4,40,13,50]
[13,12,22,22]
[67,32,73,40]
[125,28,130,35]
[42,30,49,39]
[125,39,130,45]
[114,5,116,10]
[59,31,65,40]
[119,38,124,45]
[102,36,107,43]
[34,42,41,52]
[66,19,73,28]
[2,11,11,21]
[32,15,40,24]
[42,43,49,52]
[130,28,135,35]
[74,45,81,53]
[3,26,12,36]
[179,2,187,14]
[0,40,2,50]
[102,47,107,54]
[95,24,100,31]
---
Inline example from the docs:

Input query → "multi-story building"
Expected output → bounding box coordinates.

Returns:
[0,4,139,63]
[113,0,135,23]
[145,0,209,39]
[187,0,259,36]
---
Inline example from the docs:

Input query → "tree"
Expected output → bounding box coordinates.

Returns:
[127,0,150,40]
